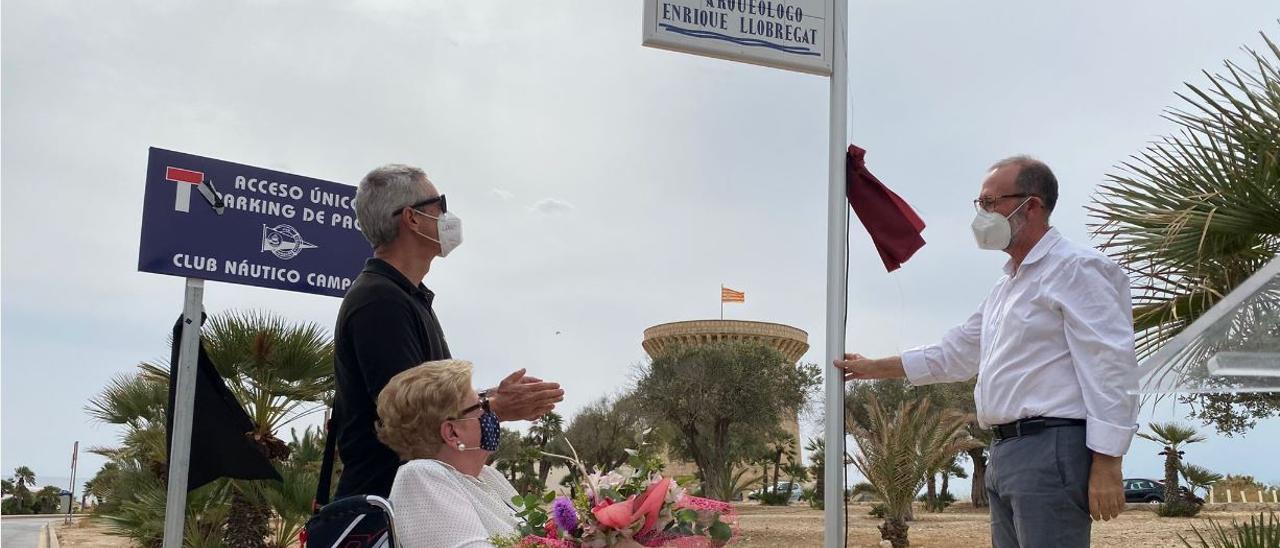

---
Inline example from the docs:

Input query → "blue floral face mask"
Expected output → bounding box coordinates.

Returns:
[452,397,500,452]
[476,409,500,452]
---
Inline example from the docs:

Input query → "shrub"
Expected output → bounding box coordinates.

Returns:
[1179,511,1279,548]
[802,487,823,510]
[917,491,956,512]
[1160,493,1205,518]
[759,491,792,506]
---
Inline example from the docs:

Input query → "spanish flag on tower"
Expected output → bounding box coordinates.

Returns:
[720,285,744,319]
[721,286,745,303]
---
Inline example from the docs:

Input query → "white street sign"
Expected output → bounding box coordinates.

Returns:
[642,0,832,76]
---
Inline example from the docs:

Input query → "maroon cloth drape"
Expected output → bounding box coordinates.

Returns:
[846,145,926,272]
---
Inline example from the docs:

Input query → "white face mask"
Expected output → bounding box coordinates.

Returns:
[971,197,1031,251]
[412,209,464,257]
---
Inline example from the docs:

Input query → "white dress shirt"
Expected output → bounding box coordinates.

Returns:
[901,228,1140,457]
[390,459,520,548]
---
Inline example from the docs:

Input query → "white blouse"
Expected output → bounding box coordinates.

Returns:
[389,459,521,548]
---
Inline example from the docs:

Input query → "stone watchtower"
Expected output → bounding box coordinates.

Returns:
[641,320,809,484]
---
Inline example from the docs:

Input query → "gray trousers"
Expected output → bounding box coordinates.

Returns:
[986,424,1092,548]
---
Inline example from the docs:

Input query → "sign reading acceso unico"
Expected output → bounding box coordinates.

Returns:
[138,147,371,298]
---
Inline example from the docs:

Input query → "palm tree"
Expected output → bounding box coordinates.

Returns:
[12,467,36,491]
[1180,463,1224,500]
[1087,32,1280,423]
[200,310,334,548]
[1,480,13,496]
[849,396,980,548]
[1137,422,1207,504]
[964,421,993,508]
[526,411,565,490]
[85,310,333,547]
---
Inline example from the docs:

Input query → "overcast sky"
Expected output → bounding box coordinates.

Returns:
[3,0,1278,499]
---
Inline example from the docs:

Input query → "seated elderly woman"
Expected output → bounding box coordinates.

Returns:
[376,359,519,547]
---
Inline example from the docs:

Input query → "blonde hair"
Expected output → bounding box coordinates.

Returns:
[376,359,473,460]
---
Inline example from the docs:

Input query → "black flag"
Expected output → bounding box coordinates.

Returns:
[165,315,282,491]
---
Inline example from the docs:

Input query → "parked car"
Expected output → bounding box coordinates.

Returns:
[1123,478,1204,504]
[1124,478,1165,503]
[747,482,804,502]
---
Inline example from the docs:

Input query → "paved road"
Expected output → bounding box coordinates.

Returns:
[2,517,62,548]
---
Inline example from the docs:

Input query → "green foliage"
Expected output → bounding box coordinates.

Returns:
[84,310,334,547]
[1139,422,1208,448]
[563,395,650,476]
[1140,422,1207,505]
[634,341,821,501]
[1160,497,1205,518]
[918,490,956,512]
[507,490,555,538]
[490,427,544,495]
[1088,30,1280,435]
[13,466,37,490]
[1180,511,1279,547]
[758,491,792,505]
[801,487,821,509]
[1182,464,1225,498]
[202,310,334,444]
[849,395,981,546]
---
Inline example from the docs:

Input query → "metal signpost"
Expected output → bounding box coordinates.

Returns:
[65,441,78,524]
[137,148,371,548]
[641,2,849,545]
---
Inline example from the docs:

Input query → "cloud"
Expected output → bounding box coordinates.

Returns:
[489,188,515,201]
[529,198,574,216]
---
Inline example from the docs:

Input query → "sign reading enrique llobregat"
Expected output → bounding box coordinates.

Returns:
[138,147,371,298]
[642,0,832,75]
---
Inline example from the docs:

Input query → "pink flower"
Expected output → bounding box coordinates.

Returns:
[589,478,675,536]
[634,478,673,535]
[592,498,639,530]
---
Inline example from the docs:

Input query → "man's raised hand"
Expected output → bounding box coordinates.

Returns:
[488,368,565,421]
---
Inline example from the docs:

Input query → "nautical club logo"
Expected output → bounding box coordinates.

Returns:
[167,165,316,261]
[261,224,318,260]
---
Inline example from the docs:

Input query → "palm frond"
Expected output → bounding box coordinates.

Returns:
[1088,30,1280,396]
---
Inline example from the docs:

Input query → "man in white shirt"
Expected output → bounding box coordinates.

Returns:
[836,156,1139,548]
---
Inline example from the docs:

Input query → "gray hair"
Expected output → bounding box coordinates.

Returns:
[355,164,431,249]
[990,155,1058,213]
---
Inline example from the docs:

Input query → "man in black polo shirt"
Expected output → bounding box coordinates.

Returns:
[333,164,565,498]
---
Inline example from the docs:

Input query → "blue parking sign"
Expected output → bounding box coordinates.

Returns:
[138,148,371,298]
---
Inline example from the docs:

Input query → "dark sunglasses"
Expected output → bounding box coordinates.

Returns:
[393,194,447,217]
[449,390,490,420]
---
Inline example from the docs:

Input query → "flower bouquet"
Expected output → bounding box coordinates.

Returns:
[492,441,736,547]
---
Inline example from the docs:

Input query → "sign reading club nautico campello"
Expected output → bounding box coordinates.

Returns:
[138,148,370,298]
[642,0,832,75]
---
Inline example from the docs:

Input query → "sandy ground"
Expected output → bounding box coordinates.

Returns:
[55,503,1279,547]
[55,518,124,548]
[732,502,1280,547]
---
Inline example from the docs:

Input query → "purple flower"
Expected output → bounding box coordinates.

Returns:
[551,497,578,534]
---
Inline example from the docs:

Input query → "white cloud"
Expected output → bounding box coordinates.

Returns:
[528,198,574,216]
[489,188,515,201]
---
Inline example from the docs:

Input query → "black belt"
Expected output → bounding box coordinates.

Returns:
[991,417,1086,441]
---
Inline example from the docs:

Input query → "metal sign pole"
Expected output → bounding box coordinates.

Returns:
[823,0,849,545]
[161,278,204,548]
[65,441,78,524]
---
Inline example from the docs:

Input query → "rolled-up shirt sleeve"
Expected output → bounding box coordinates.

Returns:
[1058,256,1141,457]
[902,307,983,386]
